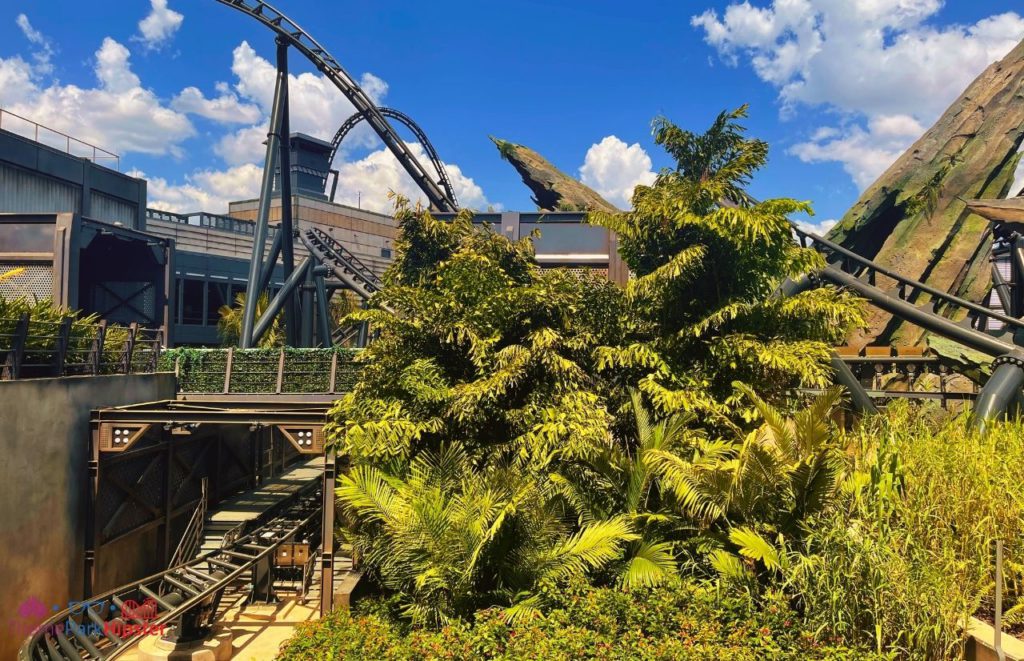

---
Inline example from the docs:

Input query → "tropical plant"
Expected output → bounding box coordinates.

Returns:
[337,442,636,626]
[215,291,284,348]
[328,200,625,465]
[589,106,863,424]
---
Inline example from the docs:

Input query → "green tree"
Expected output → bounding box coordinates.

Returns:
[589,106,862,423]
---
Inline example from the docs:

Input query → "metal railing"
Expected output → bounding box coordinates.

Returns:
[146,208,277,239]
[0,315,163,381]
[792,223,1024,335]
[0,108,120,170]
[171,347,361,396]
[167,479,208,570]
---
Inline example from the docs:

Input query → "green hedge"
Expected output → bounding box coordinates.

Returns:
[159,347,362,394]
[277,581,887,660]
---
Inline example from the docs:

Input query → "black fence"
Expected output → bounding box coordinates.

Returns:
[0,314,163,380]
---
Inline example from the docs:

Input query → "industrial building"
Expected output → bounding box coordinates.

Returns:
[0,116,621,346]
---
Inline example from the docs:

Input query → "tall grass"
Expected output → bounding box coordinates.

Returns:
[787,403,1024,659]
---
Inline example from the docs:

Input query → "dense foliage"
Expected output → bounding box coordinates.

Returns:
[279,579,887,660]
[216,291,284,348]
[589,106,861,422]
[323,105,866,635]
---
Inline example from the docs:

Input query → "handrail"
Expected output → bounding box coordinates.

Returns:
[167,479,208,569]
[792,224,1024,333]
[0,107,120,170]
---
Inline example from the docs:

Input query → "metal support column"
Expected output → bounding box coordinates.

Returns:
[973,350,1024,433]
[84,425,101,596]
[301,267,315,348]
[278,44,298,347]
[240,39,289,348]
[320,452,336,615]
[313,266,332,347]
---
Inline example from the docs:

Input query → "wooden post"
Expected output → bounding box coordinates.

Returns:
[320,451,336,615]
[150,329,163,372]
[224,346,235,394]
[121,323,138,375]
[328,351,338,394]
[2,313,29,380]
[90,321,107,375]
[275,348,285,394]
[52,316,73,377]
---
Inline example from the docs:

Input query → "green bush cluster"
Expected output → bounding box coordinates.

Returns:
[159,347,363,393]
[279,579,887,660]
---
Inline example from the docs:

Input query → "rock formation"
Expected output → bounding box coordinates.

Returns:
[827,39,1024,349]
[490,137,619,213]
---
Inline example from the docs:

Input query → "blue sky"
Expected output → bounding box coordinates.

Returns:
[0,1,1022,229]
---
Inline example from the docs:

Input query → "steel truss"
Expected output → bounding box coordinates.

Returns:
[20,482,322,660]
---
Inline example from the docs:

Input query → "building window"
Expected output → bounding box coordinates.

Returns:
[207,281,230,326]
[381,247,392,258]
[181,279,205,325]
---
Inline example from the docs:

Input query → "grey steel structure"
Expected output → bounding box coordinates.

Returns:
[210,0,459,350]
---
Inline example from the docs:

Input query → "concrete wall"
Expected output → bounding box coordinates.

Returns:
[0,373,175,656]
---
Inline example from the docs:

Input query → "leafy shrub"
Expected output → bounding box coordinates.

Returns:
[787,403,1024,659]
[278,580,887,660]
[588,106,862,424]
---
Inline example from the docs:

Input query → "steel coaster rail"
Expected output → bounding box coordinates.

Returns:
[213,0,457,212]
[19,482,321,661]
[299,227,382,301]
[792,223,1024,334]
[329,107,458,209]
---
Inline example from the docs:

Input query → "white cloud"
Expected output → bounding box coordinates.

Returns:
[0,38,195,158]
[788,114,926,189]
[222,42,384,153]
[333,141,490,213]
[171,87,262,124]
[795,218,837,236]
[693,2,1024,190]
[16,14,54,74]
[136,164,264,214]
[136,0,184,51]
[579,135,656,209]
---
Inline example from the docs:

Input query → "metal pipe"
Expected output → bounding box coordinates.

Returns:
[278,49,298,347]
[991,262,1014,317]
[830,354,879,414]
[252,258,312,345]
[313,270,332,347]
[774,273,877,413]
[972,351,1024,433]
[819,266,1014,357]
[301,266,315,348]
[240,39,289,348]
[257,229,283,294]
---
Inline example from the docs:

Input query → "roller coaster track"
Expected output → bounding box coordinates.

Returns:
[299,226,382,301]
[330,107,458,210]
[19,482,321,661]
[791,224,1022,356]
[213,0,458,212]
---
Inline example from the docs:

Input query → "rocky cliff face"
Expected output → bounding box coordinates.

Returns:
[491,137,619,213]
[827,39,1024,349]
